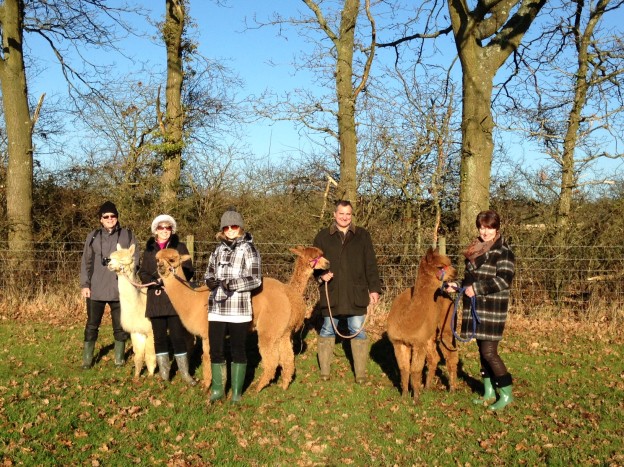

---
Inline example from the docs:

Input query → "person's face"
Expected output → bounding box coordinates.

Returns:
[156,223,173,242]
[479,225,498,242]
[100,212,118,230]
[222,224,241,240]
[334,204,353,230]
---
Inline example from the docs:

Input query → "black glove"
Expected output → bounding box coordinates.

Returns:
[205,277,220,290]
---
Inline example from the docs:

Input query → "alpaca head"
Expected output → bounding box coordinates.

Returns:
[289,246,330,271]
[155,248,192,279]
[107,244,136,274]
[422,247,457,282]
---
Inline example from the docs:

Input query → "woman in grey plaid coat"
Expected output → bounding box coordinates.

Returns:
[447,210,515,411]
[204,207,262,403]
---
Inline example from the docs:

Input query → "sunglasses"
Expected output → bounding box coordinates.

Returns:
[223,225,240,232]
[156,225,173,231]
[101,215,117,220]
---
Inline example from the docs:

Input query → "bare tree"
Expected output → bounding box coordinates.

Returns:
[0,0,142,265]
[255,0,376,206]
[379,0,547,244]
[157,0,187,212]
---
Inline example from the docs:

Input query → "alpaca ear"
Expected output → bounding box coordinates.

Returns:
[180,254,192,263]
[117,243,123,251]
[128,244,135,255]
[289,246,304,255]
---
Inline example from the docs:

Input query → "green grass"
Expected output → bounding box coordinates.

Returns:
[0,320,622,466]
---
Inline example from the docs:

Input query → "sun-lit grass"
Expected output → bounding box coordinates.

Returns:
[0,317,622,465]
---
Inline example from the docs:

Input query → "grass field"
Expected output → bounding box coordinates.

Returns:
[0,316,622,466]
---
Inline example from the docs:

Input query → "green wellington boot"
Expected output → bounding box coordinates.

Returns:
[82,341,96,370]
[317,337,335,381]
[210,363,227,402]
[230,362,247,403]
[489,374,514,411]
[156,354,171,382]
[473,377,496,404]
[114,340,126,367]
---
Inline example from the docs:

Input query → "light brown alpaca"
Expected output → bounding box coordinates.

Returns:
[386,248,459,402]
[251,246,330,392]
[154,249,212,387]
[107,244,157,379]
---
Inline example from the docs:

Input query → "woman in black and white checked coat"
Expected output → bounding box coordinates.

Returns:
[204,207,261,403]
[447,210,516,411]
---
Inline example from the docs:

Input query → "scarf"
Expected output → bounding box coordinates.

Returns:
[463,233,500,265]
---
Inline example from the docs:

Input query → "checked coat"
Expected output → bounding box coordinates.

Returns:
[460,236,515,341]
[205,232,262,323]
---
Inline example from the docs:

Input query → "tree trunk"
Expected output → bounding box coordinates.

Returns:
[160,0,186,212]
[0,0,34,270]
[335,0,359,205]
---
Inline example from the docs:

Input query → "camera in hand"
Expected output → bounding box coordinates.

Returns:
[101,257,111,266]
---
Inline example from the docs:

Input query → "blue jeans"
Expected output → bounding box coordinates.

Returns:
[319,315,367,340]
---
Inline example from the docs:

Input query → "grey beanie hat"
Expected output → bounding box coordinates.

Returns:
[220,207,245,230]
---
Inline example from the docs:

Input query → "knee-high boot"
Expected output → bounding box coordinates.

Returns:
[82,341,96,370]
[210,363,227,402]
[114,340,126,367]
[351,338,369,384]
[317,337,335,381]
[489,373,514,411]
[156,354,171,382]
[231,362,247,403]
[175,354,197,386]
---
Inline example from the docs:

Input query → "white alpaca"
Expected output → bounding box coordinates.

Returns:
[107,244,157,379]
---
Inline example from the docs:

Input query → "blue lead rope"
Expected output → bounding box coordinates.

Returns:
[447,285,480,343]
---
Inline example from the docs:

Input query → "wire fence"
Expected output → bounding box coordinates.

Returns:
[1,239,623,316]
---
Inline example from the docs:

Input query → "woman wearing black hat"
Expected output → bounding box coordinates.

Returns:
[79,201,138,369]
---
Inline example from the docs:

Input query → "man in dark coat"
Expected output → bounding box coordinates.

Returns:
[313,200,381,383]
[79,201,138,369]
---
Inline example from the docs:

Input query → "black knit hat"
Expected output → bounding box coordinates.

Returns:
[98,201,119,218]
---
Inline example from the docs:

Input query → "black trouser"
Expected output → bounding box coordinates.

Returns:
[150,315,189,355]
[209,321,249,364]
[477,340,509,379]
[84,299,129,342]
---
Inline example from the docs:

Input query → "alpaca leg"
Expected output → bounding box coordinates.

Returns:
[410,347,426,402]
[278,336,295,390]
[130,333,146,379]
[439,341,459,392]
[424,338,440,390]
[145,333,157,376]
[392,343,411,397]
[255,338,279,393]
[201,338,211,389]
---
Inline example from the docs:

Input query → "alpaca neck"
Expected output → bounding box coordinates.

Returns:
[161,274,197,317]
[288,260,313,295]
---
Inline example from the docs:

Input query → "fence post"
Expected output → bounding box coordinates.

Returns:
[186,234,195,263]
[438,235,446,255]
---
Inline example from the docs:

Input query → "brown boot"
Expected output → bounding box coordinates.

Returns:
[317,337,335,381]
[351,338,369,384]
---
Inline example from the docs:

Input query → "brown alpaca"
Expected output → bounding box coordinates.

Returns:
[155,249,212,388]
[387,248,459,402]
[251,246,330,392]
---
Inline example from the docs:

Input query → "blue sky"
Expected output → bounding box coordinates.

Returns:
[27,0,623,181]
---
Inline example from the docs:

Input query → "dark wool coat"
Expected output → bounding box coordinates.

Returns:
[460,236,515,341]
[138,234,194,318]
[313,224,382,317]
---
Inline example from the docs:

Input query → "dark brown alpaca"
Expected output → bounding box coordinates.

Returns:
[386,248,459,402]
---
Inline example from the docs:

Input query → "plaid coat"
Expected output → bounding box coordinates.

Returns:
[460,236,515,341]
[205,232,261,323]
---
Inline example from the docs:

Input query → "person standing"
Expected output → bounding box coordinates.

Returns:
[446,210,516,411]
[313,200,382,384]
[139,214,196,386]
[79,201,137,369]
[204,207,262,403]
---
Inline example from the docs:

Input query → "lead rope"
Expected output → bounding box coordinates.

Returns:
[324,281,368,339]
